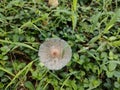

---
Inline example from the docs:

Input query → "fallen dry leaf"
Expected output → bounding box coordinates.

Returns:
[48,0,59,7]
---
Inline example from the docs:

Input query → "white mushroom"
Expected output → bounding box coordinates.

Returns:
[38,38,72,70]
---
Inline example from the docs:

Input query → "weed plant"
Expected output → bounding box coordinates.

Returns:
[0,0,120,90]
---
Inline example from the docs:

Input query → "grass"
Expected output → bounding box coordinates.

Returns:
[0,0,120,90]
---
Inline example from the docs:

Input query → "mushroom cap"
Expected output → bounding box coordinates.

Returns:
[38,38,72,70]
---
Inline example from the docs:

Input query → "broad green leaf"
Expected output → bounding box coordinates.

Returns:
[114,71,120,78]
[0,82,4,88]
[25,81,35,90]
[110,40,120,47]
[106,71,114,78]
[109,51,114,60]
[90,12,101,31]
[92,79,101,88]
[108,63,117,71]
[73,53,79,60]
[108,36,117,41]
[114,82,120,88]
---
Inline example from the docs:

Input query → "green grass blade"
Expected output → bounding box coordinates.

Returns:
[71,13,77,30]
[5,61,34,90]
[20,21,33,29]
[104,9,120,33]
[89,34,101,43]
[53,10,72,15]
[60,76,70,90]
[105,61,120,65]
[71,0,78,30]
[72,0,77,11]
[0,39,38,51]
[0,67,15,77]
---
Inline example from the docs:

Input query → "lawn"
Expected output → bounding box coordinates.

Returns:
[0,0,120,90]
